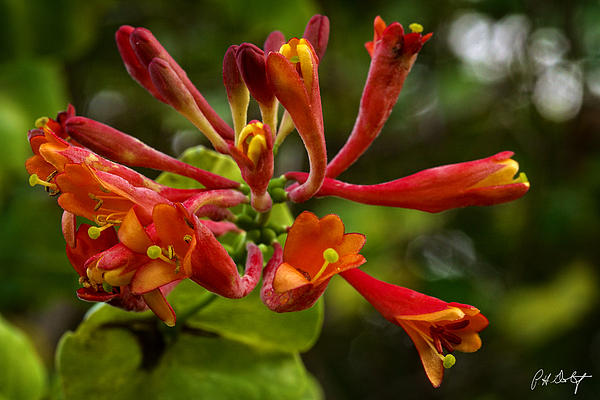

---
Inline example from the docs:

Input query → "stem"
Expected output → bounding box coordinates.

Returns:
[256,209,272,226]
[177,293,218,324]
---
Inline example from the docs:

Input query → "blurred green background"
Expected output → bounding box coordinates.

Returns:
[1,0,599,398]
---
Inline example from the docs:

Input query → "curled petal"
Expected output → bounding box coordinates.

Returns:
[182,189,249,215]
[66,223,118,277]
[62,211,76,249]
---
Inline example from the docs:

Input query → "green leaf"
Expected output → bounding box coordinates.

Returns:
[156,145,242,188]
[183,284,323,352]
[0,314,46,400]
[56,294,322,400]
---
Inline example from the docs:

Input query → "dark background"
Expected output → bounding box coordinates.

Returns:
[1,0,599,398]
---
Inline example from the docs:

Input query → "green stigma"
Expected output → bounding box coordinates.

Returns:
[409,23,424,33]
[146,245,163,259]
[102,282,113,293]
[35,116,49,128]
[443,354,456,369]
[289,55,300,63]
[323,248,339,263]
[88,226,102,240]
[29,174,39,187]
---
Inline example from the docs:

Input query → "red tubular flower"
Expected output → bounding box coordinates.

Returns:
[228,121,274,212]
[261,211,366,312]
[341,268,488,388]
[326,17,432,179]
[65,116,239,189]
[26,123,207,229]
[66,223,151,315]
[286,151,530,213]
[116,25,234,141]
[266,38,327,203]
[78,189,255,326]
[184,222,263,300]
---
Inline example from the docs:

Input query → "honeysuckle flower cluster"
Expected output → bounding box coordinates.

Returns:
[25,15,529,387]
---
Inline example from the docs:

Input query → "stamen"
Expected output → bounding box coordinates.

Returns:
[183,234,193,243]
[95,212,125,225]
[433,336,443,354]
[247,135,267,165]
[88,224,114,239]
[445,320,470,330]
[29,174,58,191]
[442,331,462,345]
[146,245,173,264]
[311,248,339,282]
[167,245,175,259]
[409,23,424,33]
[88,193,104,211]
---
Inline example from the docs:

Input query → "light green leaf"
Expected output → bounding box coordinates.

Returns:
[0,315,46,400]
[156,145,242,188]
[56,298,321,400]
[183,285,323,352]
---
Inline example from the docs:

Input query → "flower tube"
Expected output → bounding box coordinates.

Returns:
[266,38,327,202]
[286,152,530,213]
[326,17,432,178]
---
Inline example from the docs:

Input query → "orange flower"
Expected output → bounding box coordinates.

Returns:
[341,268,488,387]
[261,211,366,312]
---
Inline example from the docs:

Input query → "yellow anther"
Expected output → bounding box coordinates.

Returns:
[409,23,424,33]
[237,122,268,165]
[35,117,49,128]
[443,354,456,369]
[247,135,267,165]
[296,42,314,92]
[312,248,340,282]
[88,224,114,240]
[279,38,315,92]
[28,174,57,190]
[279,43,293,58]
[183,234,193,243]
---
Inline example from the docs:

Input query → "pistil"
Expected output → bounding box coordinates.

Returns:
[311,248,339,282]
